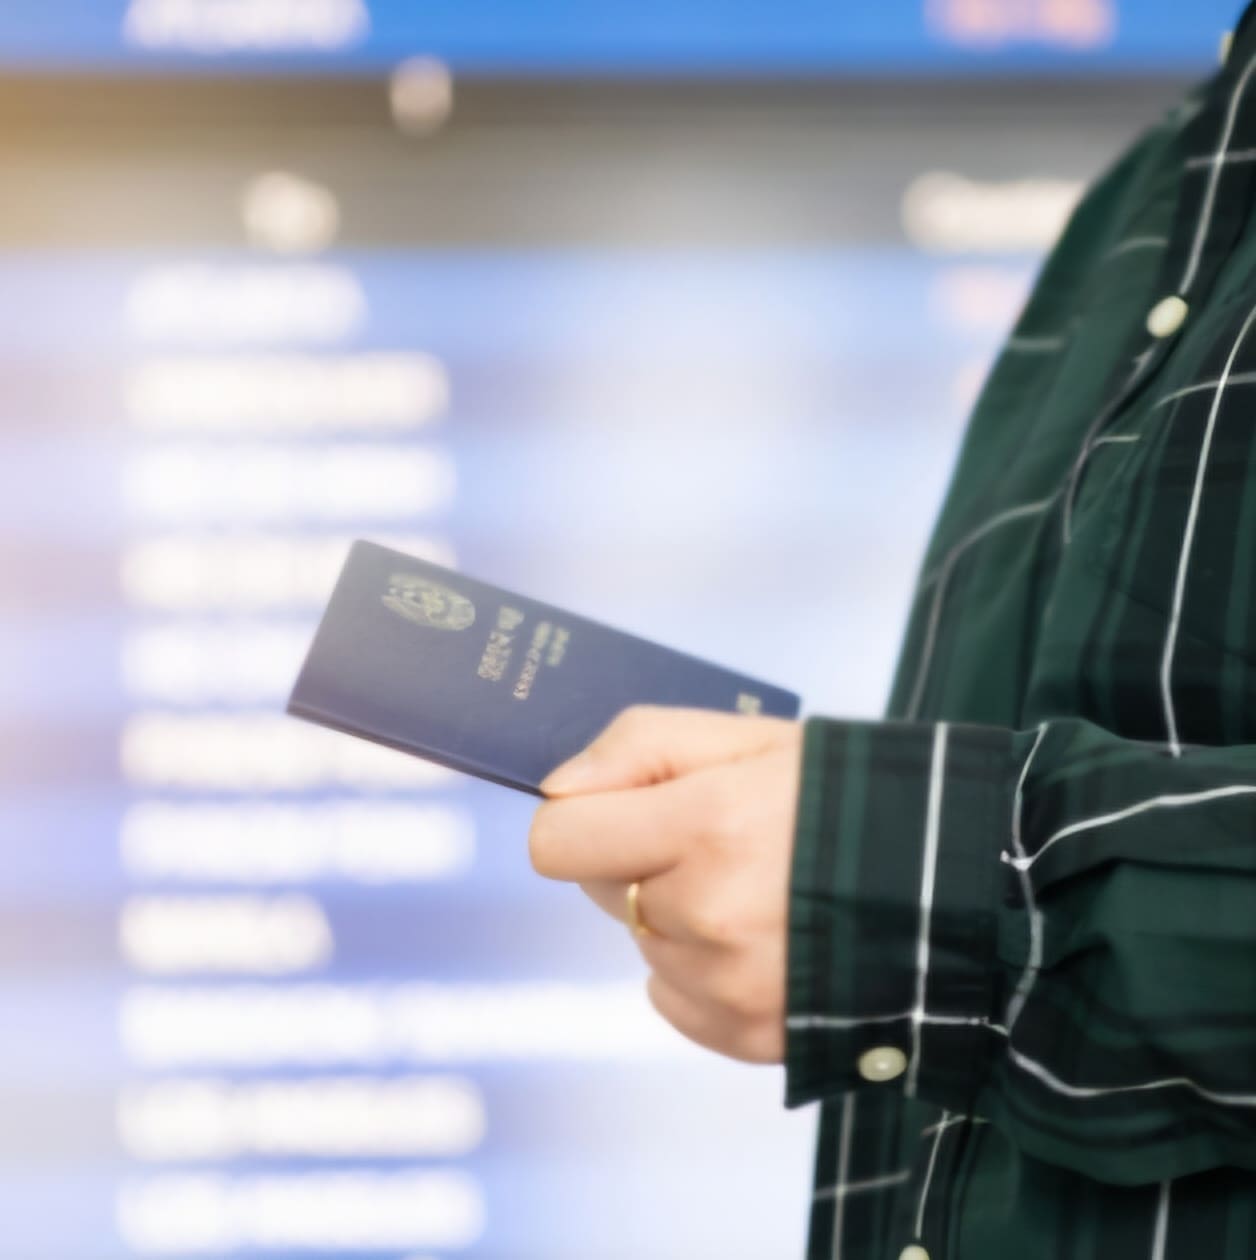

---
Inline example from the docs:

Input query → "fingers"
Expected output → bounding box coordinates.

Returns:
[580,890,786,1063]
[539,705,798,797]
[529,773,699,883]
[578,878,628,924]
[645,930,785,1034]
[578,853,771,951]
[531,715,803,886]
[546,736,797,1069]
[646,972,728,1057]
[645,973,781,1065]
[576,872,700,945]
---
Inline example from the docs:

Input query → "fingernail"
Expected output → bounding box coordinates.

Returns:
[540,753,593,795]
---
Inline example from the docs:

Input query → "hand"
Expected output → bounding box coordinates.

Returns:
[528,705,804,1064]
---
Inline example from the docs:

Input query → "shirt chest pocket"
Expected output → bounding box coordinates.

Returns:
[1080,375,1256,666]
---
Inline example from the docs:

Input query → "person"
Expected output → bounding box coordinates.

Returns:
[527,7,1256,1257]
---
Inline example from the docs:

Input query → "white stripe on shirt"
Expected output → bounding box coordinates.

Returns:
[1161,299,1256,754]
[906,724,948,1098]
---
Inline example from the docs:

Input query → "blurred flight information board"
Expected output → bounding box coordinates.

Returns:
[0,243,1027,1258]
[0,0,1238,74]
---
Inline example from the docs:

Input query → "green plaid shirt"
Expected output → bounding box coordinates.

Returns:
[785,9,1256,1259]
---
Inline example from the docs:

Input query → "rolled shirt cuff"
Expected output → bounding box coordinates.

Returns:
[784,716,1015,1112]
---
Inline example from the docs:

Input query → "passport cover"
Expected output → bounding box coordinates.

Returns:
[287,540,802,795]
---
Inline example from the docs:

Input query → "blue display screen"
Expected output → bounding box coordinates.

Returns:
[0,0,1238,75]
[0,244,1029,1258]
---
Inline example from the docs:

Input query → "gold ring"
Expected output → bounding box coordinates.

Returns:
[626,880,655,938]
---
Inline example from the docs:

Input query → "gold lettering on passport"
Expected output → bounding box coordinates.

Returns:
[512,621,552,701]
[477,605,526,682]
[546,626,570,667]
[735,692,762,715]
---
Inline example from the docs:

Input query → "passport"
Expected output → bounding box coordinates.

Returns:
[287,540,802,795]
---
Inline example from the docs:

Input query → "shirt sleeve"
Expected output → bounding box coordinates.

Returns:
[783,714,1256,1186]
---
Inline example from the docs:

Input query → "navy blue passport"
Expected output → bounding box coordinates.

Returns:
[287,540,801,795]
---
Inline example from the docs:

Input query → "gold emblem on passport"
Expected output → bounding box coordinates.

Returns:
[382,573,476,631]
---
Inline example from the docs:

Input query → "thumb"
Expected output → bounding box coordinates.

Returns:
[539,704,797,796]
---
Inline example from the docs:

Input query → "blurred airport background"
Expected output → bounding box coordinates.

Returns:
[0,2,1240,1258]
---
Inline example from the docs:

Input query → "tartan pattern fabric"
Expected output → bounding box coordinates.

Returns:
[785,8,1256,1258]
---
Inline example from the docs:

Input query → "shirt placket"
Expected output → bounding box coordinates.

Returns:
[1068,40,1256,521]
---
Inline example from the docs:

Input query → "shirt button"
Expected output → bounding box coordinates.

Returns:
[899,1247,930,1260]
[1146,295,1189,339]
[1221,30,1234,66]
[857,1045,907,1082]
